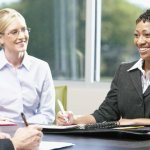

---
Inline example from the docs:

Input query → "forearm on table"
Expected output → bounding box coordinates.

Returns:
[74,115,96,124]
[133,118,150,125]
[119,118,150,126]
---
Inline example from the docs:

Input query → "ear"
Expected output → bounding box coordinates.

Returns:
[0,34,4,47]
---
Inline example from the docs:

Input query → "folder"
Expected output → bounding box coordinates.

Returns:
[42,124,150,140]
[0,120,17,126]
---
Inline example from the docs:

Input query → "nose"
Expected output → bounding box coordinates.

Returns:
[136,36,146,46]
[17,30,25,38]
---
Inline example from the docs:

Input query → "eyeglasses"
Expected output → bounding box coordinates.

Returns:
[0,27,31,38]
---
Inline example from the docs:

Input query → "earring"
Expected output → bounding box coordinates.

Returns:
[0,43,4,48]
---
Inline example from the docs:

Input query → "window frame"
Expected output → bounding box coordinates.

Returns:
[54,0,110,88]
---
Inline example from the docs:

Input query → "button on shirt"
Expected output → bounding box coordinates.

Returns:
[0,50,55,124]
[128,58,150,93]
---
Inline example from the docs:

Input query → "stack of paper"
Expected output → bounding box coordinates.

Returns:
[39,141,74,150]
[40,124,79,129]
[0,120,17,126]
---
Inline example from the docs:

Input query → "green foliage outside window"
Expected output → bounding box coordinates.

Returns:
[101,0,142,79]
[2,0,86,80]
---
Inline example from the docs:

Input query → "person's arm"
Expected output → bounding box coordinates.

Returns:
[11,125,43,150]
[56,65,120,126]
[28,62,55,124]
[73,114,96,124]
[92,65,123,123]
[0,139,15,150]
[0,132,11,139]
[0,132,14,150]
[119,118,150,126]
[56,111,96,125]
[56,64,124,126]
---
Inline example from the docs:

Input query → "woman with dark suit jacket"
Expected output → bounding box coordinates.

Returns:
[0,125,42,150]
[56,9,150,126]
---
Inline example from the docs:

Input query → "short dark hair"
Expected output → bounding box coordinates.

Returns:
[136,9,150,24]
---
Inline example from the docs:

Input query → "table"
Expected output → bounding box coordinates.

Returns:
[2,125,150,150]
[43,133,150,150]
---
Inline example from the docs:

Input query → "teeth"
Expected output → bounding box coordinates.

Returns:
[18,52,24,58]
[139,48,149,51]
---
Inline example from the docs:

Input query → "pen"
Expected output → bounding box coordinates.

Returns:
[57,99,68,123]
[21,112,29,126]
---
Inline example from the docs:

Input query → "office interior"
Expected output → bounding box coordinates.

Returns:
[0,0,148,115]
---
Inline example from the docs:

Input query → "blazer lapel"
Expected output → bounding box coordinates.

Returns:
[129,69,143,100]
[143,86,150,97]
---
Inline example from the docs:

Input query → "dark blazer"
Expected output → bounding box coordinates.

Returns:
[93,61,150,122]
[0,139,14,150]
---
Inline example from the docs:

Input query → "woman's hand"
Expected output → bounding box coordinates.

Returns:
[56,111,75,126]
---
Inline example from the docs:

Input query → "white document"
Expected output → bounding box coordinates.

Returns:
[0,120,17,126]
[40,124,79,129]
[39,124,85,130]
[39,141,75,150]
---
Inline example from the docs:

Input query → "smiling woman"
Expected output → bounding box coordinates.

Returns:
[0,9,29,58]
[56,9,150,127]
[0,8,55,124]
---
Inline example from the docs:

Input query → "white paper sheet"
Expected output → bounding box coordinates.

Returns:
[39,141,75,150]
[40,124,79,129]
[0,120,17,126]
[39,124,85,130]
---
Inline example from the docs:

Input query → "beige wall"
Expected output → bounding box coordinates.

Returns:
[55,82,110,115]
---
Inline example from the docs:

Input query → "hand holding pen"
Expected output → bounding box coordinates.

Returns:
[21,112,29,126]
[57,99,69,123]
[13,115,43,150]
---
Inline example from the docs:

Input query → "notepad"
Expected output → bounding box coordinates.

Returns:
[0,120,17,126]
[39,141,75,150]
[40,124,83,130]
[41,122,119,131]
[113,126,145,130]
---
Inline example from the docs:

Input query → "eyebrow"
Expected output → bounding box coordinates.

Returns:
[8,26,27,31]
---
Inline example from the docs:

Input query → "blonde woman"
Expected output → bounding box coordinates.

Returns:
[0,8,55,124]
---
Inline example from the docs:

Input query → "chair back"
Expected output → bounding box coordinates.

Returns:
[55,85,67,114]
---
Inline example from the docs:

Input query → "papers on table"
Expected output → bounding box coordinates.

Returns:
[39,141,74,150]
[39,124,84,130]
[0,120,17,126]
[113,126,145,130]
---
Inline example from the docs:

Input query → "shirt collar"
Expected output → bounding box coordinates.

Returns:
[0,50,31,71]
[127,58,143,72]
[0,50,8,69]
[22,52,31,71]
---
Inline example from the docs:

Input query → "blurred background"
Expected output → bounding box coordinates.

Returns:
[1,0,149,114]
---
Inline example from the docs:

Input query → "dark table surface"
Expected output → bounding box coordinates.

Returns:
[43,133,150,150]
[2,125,150,150]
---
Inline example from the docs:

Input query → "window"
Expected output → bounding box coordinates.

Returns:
[100,0,149,81]
[1,0,149,84]
[0,0,86,81]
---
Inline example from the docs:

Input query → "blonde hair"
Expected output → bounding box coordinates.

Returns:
[0,8,25,33]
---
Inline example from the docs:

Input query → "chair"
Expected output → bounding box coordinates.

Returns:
[55,85,67,114]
